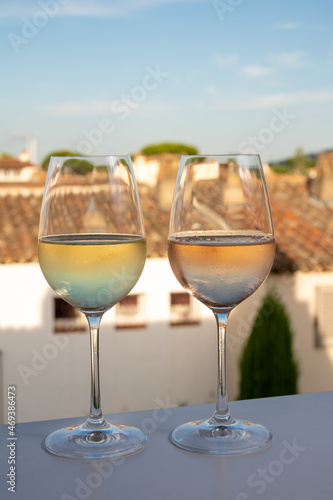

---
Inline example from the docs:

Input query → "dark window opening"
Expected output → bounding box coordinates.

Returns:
[115,294,146,329]
[54,298,86,333]
[170,292,200,326]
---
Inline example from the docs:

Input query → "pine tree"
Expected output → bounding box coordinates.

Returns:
[238,291,298,400]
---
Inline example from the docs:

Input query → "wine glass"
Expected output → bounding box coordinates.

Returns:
[168,154,275,455]
[38,155,147,459]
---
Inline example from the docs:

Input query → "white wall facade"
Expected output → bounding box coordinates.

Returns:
[0,260,216,423]
[0,166,38,182]
[0,260,333,424]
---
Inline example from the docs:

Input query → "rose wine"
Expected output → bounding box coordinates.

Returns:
[168,232,275,310]
[38,234,146,313]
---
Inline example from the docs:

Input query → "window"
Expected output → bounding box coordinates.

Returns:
[54,298,86,333]
[170,292,200,326]
[115,294,146,329]
[315,286,333,348]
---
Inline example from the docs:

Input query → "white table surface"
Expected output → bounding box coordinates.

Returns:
[1,391,333,500]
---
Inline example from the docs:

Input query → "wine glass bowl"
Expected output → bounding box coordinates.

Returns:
[168,155,275,455]
[38,156,147,459]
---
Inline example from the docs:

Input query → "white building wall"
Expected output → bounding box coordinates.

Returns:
[268,272,333,394]
[0,261,333,424]
[226,271,333,403]
[0,166,38,182]
[0,261,216,424]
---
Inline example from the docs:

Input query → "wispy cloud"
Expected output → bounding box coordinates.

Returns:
[205,87,333,110]
[243,65,272,78]
[40,99,173,115]
[214,51,304,78]
[213,53,239,70]
[268,51,304,69]
[41,101,111,115]
[0,0,208,19]
[275,21,300,30]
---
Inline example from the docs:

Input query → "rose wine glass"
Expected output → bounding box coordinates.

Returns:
[38,156,147,459]
[168,154,275,454]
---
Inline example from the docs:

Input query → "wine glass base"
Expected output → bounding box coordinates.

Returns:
[171,418,272,455]
[45,422,147,460]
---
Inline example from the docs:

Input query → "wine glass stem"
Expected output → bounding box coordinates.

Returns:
[86,314,104,426]
[213,311,232,421]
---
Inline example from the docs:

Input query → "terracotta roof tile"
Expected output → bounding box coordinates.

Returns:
[267,179,333,272]
[0,158,35,170]
[0,176,332,272]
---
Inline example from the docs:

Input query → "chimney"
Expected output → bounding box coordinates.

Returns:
[19,149,30,163]
[309,152,333,201]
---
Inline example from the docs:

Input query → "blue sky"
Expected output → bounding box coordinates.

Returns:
[0,0,333,163]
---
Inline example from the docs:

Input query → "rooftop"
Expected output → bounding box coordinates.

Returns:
[0,153,35,170]
[0,173,332,272]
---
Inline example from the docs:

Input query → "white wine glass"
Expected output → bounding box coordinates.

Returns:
[168,154,275,455]
[38,156,147,459]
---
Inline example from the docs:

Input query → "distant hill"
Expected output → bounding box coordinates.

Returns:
[270,148,333,167]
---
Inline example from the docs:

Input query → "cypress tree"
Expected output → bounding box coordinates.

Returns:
[238,291,298,400]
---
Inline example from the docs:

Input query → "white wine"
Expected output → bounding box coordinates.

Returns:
[168,232,275,309]
[38,234,146,313]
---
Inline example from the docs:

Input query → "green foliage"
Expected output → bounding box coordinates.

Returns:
[41,150,81,171]
[272,147,315,175]
[62,158,94,175]
[0,152,13,158]
[238,291,298,400]
[140,142,198,156]
[291,147,309,174]
[272,165,290,174]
